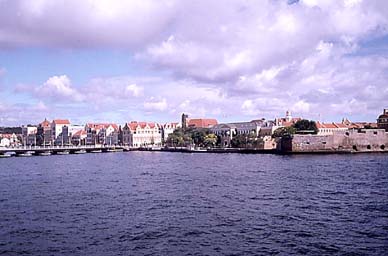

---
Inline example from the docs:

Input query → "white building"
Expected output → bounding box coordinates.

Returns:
[122,121,162,147]
[0,137,10,147]
[85,123,119,145]
[22,126,37,146]
[161,122,180,142]
[51,119,71,145]
[316,122,348,135]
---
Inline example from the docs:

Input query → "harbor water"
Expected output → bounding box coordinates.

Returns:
[0,152,387,255]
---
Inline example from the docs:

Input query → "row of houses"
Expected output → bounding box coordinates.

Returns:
[17,119,180,147]
[2,109,386,148]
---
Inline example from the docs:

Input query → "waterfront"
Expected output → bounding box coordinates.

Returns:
[0,153,387,255]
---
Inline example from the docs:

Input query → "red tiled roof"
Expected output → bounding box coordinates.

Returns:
[73,130,87,137]
[188,118,218,128]
[317,122,348,129]
[52,119,70,125]
[40,119,50,127]
[126,121,158,130]
[86,123,118,131]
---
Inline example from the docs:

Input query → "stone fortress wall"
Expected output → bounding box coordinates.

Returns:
[281,129,388,153]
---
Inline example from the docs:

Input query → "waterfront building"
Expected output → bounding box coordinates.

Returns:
[181,113,189,129]
[85,123,119,145]
[161,122,180,142]
[0,133,19,147]
[181,113,218,129]
[377,109,388,132]
[316,122,349,135]
[275,111,301,127]
[51,119,71,145]
[69,124,84,137]
[211,120,273,147]
[36,118,52,146]
[71,130,87,146]
[21,126,37,146]
[0,137,10,147]
[341,118,377,129]
[122,121,162,147]
[187,118,218,128]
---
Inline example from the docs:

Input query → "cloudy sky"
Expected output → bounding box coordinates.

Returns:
[0,0,387,126]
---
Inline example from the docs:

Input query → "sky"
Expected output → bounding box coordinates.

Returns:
[0,0,388,126]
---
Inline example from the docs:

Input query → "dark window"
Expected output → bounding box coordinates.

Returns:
[353,145,357,151]
[322,141,327,144]
[367,145,371,150]
[381,145,385,150]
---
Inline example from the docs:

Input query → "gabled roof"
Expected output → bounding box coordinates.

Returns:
[125,121,159,131]
[86,123,118,131]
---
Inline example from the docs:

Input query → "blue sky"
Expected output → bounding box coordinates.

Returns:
[0,0,388,126]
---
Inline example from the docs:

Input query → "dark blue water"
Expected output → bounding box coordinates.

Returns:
[0,152,387,255]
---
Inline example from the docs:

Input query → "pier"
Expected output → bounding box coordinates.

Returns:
[0,145,129,157]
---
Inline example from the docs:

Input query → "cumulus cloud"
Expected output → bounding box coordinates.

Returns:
[2,0,388,124]
[37,75,83,101]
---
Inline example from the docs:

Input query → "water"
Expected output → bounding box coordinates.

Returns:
[0,152,387,255]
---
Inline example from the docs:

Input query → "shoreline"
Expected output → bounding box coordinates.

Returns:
[1,145,387,158]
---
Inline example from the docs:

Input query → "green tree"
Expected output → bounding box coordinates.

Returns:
[293,119,318,134]
[272,126,296,138]
[231,133,259,148]
[203,134,218,148]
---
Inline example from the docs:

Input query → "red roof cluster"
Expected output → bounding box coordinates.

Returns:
[187,118,218,128]
[125,121,160,131]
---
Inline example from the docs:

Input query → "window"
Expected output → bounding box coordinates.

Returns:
[381,145,385,150]
[367,145,371,150]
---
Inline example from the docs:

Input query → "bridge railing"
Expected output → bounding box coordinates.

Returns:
[0,144,122,152]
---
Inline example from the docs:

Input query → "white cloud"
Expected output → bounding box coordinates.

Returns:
[143,97,168,112]
[37,75,83,101]
[125,84,143,97]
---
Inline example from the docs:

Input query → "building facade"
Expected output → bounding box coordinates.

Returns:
[122,121,162,147]
[211,120,273,147]
[377,109,388,132]
[316,122,348,135]
[161,122,180,142]
[85,123,119,145]
[36,119,52,146]
[51,119,71,145]
[21,126,37,146]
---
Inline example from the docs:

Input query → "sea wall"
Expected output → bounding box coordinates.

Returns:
[281,129,388,153]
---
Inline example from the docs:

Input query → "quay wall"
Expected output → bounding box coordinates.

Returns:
[281,129,388,153]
